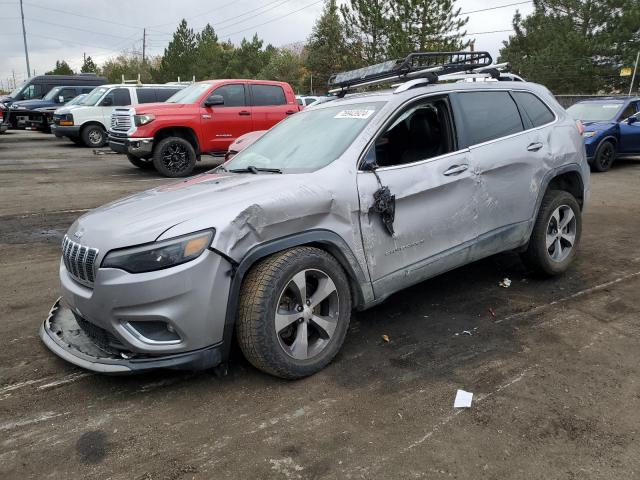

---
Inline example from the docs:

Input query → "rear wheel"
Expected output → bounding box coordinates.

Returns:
[127,154,154,170]
[591,140,616,172]
[236,247,352,379]
[81,124,107,148]
[152,137,196,177]
[520,190,582,276]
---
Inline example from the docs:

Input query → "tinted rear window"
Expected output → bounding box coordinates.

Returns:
[458,91,524,145]
[156,88,180,102]
[512,91,555,128]
[136,88,157,104]
[251,84,286,106]
[112,88,131,106]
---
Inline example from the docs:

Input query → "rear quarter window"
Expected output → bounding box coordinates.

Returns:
[512,91,555,128]
[251,84,287,106]
[136,88,157,104]
[156,88,181,102]
[457,91,524,145]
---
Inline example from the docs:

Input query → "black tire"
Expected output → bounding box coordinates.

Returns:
[127,154,154,170]
[236,247,352,379]
[152,137,197,177]
[591,140,616,172]
[81,124,107,148]
[520,190,582,276]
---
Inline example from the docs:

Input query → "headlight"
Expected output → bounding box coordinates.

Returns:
[102,229,214,273]
[59,113,74,126]
[134,114,155,126]
[583,131,598,138]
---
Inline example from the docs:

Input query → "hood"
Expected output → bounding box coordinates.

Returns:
[12,99,56,110]
[70,172,314,253]
[581,121,617,131]
[0,95,12,103]
[134,102,192,115]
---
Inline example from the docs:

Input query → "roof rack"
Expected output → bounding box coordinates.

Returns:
[328,51,497,96]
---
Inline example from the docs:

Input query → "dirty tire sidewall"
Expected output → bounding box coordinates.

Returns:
[520,190,582,276]
[81,125,106,148]
[127,154,154,170]
[236,247,352,379]
[152,137,196,178]
[592,141,616,172]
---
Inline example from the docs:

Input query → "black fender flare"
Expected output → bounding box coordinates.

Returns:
[219,229,372,361]
[593,135,618,157]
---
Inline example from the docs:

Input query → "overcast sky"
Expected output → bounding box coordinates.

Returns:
[0,0,534,88]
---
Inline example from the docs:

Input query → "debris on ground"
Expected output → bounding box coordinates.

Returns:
[454,389,473,408]
[93,149,118,155]
[381,334,390,343]
[499,278,512,288]
[488,308,496,318]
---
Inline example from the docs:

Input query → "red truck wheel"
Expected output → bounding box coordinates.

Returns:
[152,137,197,177]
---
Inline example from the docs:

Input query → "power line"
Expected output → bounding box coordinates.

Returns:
[460,1,532,15]
[22,1,142,30]
[26,18,136,41]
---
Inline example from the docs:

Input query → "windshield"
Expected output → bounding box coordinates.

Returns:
[67,94,87,106]
[224,102,385,173]
[9,82,25,98]
[80,87,108,106]
[43,87,63,101]
[567,102,623,122]
[166,84,211,104]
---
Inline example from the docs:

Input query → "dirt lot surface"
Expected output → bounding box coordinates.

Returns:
[1,130,639,479]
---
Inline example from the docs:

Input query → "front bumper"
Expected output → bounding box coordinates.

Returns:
[108,132,154,157]
[54,125,81,138]
[40,298,223,373]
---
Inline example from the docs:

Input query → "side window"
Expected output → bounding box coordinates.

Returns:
[81,87,94,94]
[372,97,455,167]
[512,91,555,128]
[618,102,639,120]
[60,88,76,102]
[156,88,180,102]
[305,98,317,106]
[251,84,287,106]
[136,88,157,104]
[22,84,36,99]
[212,84,246,107]
[457,91,524,145]
[112,88,131,106]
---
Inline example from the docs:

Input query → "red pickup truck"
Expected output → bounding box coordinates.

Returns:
[108,79,300,177]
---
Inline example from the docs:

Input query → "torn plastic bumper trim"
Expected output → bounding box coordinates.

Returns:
[40,298,222,374]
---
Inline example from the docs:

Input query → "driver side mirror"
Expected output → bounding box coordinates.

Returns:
[627,115,638,125]
[204,94,224,107]
[100,96,113,107]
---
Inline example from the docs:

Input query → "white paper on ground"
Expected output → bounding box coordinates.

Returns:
[454,389,473,408]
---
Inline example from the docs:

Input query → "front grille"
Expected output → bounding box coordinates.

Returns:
[76,315,125,354]
[110,110,132,132]
[62,235,99,285]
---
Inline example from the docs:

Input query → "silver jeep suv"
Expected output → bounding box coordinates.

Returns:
[40,53,590,379]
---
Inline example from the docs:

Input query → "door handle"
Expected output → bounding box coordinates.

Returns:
[443,164,469,176]
[527,142,544,152]
[285,110,296,115]
[239,111,251,116]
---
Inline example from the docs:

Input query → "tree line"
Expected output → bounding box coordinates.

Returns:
[44,0,639,95]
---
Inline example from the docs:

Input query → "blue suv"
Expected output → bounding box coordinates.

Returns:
[567,97,640,172]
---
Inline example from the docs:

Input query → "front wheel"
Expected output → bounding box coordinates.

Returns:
[236,247,352,379]
[520,190,582,276]
[152,137,196,177]
[81,124,107,148]
[591,141,616,172]
[127,154,154,170]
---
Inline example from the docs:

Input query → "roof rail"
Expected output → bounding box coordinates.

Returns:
[328,51,496,96]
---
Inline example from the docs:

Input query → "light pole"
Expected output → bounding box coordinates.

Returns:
[629,51,640,97]
[19,0,31,78]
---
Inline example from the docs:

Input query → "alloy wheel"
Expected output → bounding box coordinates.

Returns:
[546,205,577,262]
[599,143,614,170]
[275,269,340,360]
[161,143,189,173]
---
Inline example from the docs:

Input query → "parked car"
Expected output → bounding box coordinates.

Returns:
[296,95,334,107]
[30,93,88,132]
[0,104,7,134]
[566,97,640,172]
[53,84,184,147]
[225,129,266,161]
[108,80,301,177]
[1,73,106,110]
[9,86,97,131]
[40,52,589,380]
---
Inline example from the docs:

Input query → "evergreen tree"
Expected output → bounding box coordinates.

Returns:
[80,55,98,74]
[46,60,74,75]
[340,0,390,63]
[223,35,273,78]
[159,19,198,82]
[101,53,157,83]
[305,0,355,93]
[194,24,223,80]
[500,0,640,94]
[258,48,307,92]
[387,0,469,57]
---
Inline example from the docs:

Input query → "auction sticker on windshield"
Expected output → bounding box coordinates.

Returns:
[335,109,376,119]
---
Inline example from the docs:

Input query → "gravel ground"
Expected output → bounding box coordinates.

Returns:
[1,130,639,479]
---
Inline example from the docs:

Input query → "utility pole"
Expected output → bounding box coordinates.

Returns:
[12,70,16,89]
[142,28,146,64]
[19,0,31,78]
[629,51,640,97]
